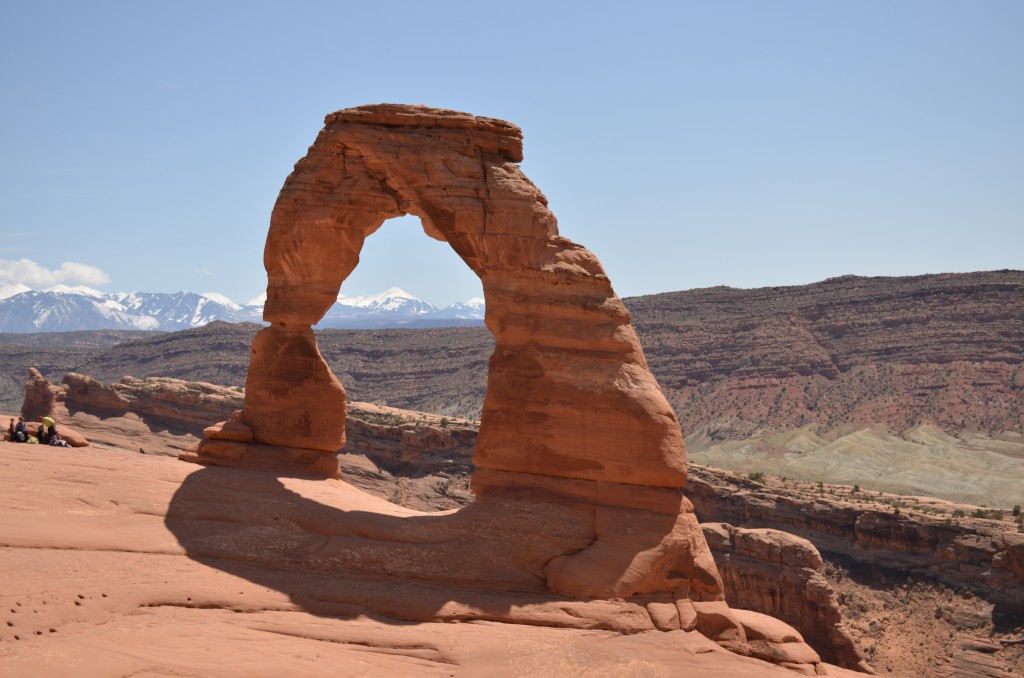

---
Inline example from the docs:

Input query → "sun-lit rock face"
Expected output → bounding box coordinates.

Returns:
[184,104,725,607]
[192,104,687,489]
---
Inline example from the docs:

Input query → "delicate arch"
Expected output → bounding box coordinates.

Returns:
[204,105,687,488]
[182,104,721,603]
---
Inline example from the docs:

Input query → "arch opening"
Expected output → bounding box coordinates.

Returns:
[322,214,484,324]
[319,214,489,511]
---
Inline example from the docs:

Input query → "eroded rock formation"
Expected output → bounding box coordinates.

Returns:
[23,368,243,435]
[703,522,866,671]
[174,105,840,669]
[20,368,88,446]
[188,104,686,489]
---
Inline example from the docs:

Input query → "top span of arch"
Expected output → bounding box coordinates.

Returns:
[325,104,525,162]
[264,103,559,326]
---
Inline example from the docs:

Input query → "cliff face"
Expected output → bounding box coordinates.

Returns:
[702,522,864,670]
[629,271,1024,438]
[684,465,1024,621]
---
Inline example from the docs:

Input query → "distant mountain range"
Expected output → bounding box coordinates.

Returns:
[0,284,485,332]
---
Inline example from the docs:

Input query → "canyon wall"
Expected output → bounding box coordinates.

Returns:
[685,465,1024,622]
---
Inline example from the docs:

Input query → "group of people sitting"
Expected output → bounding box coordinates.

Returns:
[6,415,70,447]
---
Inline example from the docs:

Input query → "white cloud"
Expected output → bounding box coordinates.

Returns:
[196,267,213,277]
[0,258,111,288]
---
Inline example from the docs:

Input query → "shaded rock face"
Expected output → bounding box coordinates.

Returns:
[183,105,731,628]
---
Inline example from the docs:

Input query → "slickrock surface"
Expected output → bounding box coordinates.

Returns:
[20,371,1024,672]
[0,443,860,677]
[10,375,1024,675]
[7,373,861,666]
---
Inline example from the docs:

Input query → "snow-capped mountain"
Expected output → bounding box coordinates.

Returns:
[0,286,484,332]
[0,289,249,332]
[318,287,443,329]
[0,283,32,300]
[338,287,435,313]
[115,291,245,328]
[435,298,486,319]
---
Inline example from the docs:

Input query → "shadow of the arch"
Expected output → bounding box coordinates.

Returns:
[164,464,694,628]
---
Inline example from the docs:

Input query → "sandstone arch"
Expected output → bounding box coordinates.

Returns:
[192,104,687,490]
[184,104,723,603]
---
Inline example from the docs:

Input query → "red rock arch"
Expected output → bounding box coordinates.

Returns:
[184,104,722,603]
[203,105,686,489]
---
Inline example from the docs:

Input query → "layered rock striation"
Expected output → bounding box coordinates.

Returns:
[686,465,1024,621]
[23,368,242,436]
[629,271,1024,439]
[702,522,866,670]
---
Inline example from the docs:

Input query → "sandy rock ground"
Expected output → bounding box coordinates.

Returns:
[0,435,858,677]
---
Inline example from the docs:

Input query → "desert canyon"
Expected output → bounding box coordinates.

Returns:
[1,105,1022,677]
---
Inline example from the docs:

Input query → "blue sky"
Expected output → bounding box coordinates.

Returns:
[1,1,1021,307]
